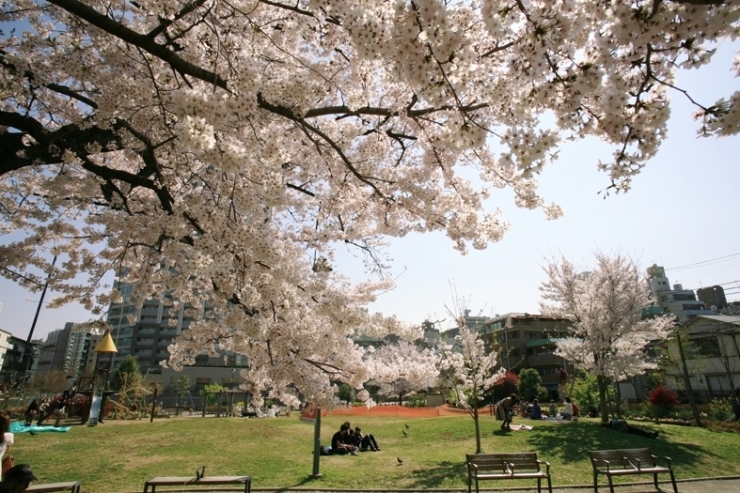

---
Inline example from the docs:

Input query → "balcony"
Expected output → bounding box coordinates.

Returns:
[527,353,563,367]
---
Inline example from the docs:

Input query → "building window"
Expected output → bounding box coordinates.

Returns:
[527,333,539,339]
[195,354,209,365]
[692,338,721,357]
[511,331,520,339]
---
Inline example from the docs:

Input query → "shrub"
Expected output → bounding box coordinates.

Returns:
[517,368,548,402]
[708,398,734,422]
[407,394,426,407]
[492,371,519,400]
[569,371,608,414]
[648,385,679,418]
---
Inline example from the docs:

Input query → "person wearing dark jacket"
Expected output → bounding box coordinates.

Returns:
[331,422,359,455]
[0,464,37,493]
[352,426,380,451]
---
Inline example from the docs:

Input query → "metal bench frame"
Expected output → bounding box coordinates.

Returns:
[143,475,251,493]
[26,481,81,493]
[589,448,678,493]
[466,453,553,493]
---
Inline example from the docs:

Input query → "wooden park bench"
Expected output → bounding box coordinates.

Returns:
[27,481,81,493]
[465,453,553,493]
[589,448,678,493]
[143,467,251,493]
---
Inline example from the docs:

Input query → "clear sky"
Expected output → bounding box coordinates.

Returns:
[1,41,739,340]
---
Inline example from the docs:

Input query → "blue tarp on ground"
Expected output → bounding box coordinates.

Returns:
[10,422,71,433]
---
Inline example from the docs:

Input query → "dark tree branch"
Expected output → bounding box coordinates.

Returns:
[46,0,228,90]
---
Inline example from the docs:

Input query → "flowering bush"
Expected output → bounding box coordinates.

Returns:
[492,371,519,401]
[708,398,734,422]
[648,386,679,419]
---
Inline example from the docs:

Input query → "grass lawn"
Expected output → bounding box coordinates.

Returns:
[11,414,740,493]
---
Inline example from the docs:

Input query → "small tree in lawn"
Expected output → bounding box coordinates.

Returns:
[111,355,143,391]
[440,325,504,454]
[517,368,549,402]
[540,252,673,423]
[170,376,192,416]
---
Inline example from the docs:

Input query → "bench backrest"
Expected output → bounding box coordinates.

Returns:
[466,453,541,473]
[589,448,656,468]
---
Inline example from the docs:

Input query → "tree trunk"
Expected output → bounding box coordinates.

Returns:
[597,374,609,424]
[473,405,481,454]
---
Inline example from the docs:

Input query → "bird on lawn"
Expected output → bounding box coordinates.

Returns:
[405,423,410,429]
[29,431,37,437]
[402,429,408,436]
[397,457,404,465]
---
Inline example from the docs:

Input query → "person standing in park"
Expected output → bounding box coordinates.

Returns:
[23,402,38,427]
[495,393,519,431]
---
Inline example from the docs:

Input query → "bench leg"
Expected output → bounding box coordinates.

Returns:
[607,475,616,493]
[593,473,599,493]
[467,476,471,493]
[654,472,660,491]
[546,475,553,493]
[669,470,678,493]
[244,477,251,493]
[537,477,541,493]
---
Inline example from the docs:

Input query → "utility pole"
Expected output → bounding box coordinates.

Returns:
[23,255,57,388]
[675,329,702,426]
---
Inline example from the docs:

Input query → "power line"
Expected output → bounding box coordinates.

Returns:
[666,252,740,271]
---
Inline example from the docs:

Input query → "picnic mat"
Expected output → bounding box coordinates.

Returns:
[10,422,71,433]
[509,424,533,431]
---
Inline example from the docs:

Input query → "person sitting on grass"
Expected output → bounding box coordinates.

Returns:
[548,400,558,418]
[602,419,658,439]
[331,422,359,455]
[561,397,574,420]
[0,464,37,493]
[352,426,380,451]
[530,399,543,420]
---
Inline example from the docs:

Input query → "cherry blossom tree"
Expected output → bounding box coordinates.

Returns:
[540,252,673,423]
[440,325,504,453]
[1,0,738,407]
[367,339,440,404]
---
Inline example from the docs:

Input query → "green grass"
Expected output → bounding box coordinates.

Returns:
[11,415,740,493]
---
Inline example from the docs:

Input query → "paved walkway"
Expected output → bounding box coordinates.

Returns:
[455,476,740,493]
[282,477,740,493]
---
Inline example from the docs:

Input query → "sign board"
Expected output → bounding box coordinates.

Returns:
[300,403,318,424]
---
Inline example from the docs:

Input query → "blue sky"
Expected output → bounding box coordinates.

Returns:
[1,40,739,340]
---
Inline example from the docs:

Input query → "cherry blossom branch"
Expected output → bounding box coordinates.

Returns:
[46,0,228,90]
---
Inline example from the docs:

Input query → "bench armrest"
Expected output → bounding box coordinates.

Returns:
[652,455,673,469]
[624,457,642,471]
[592,459,612,473]
[536,460,551,475]
[502,462,515,476]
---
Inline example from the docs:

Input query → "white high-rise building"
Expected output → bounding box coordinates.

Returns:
[647,264,713,324]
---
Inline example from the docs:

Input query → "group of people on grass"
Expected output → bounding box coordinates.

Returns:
[495,393,657,438]
[495,394,578,430]
[326,421,380,455]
